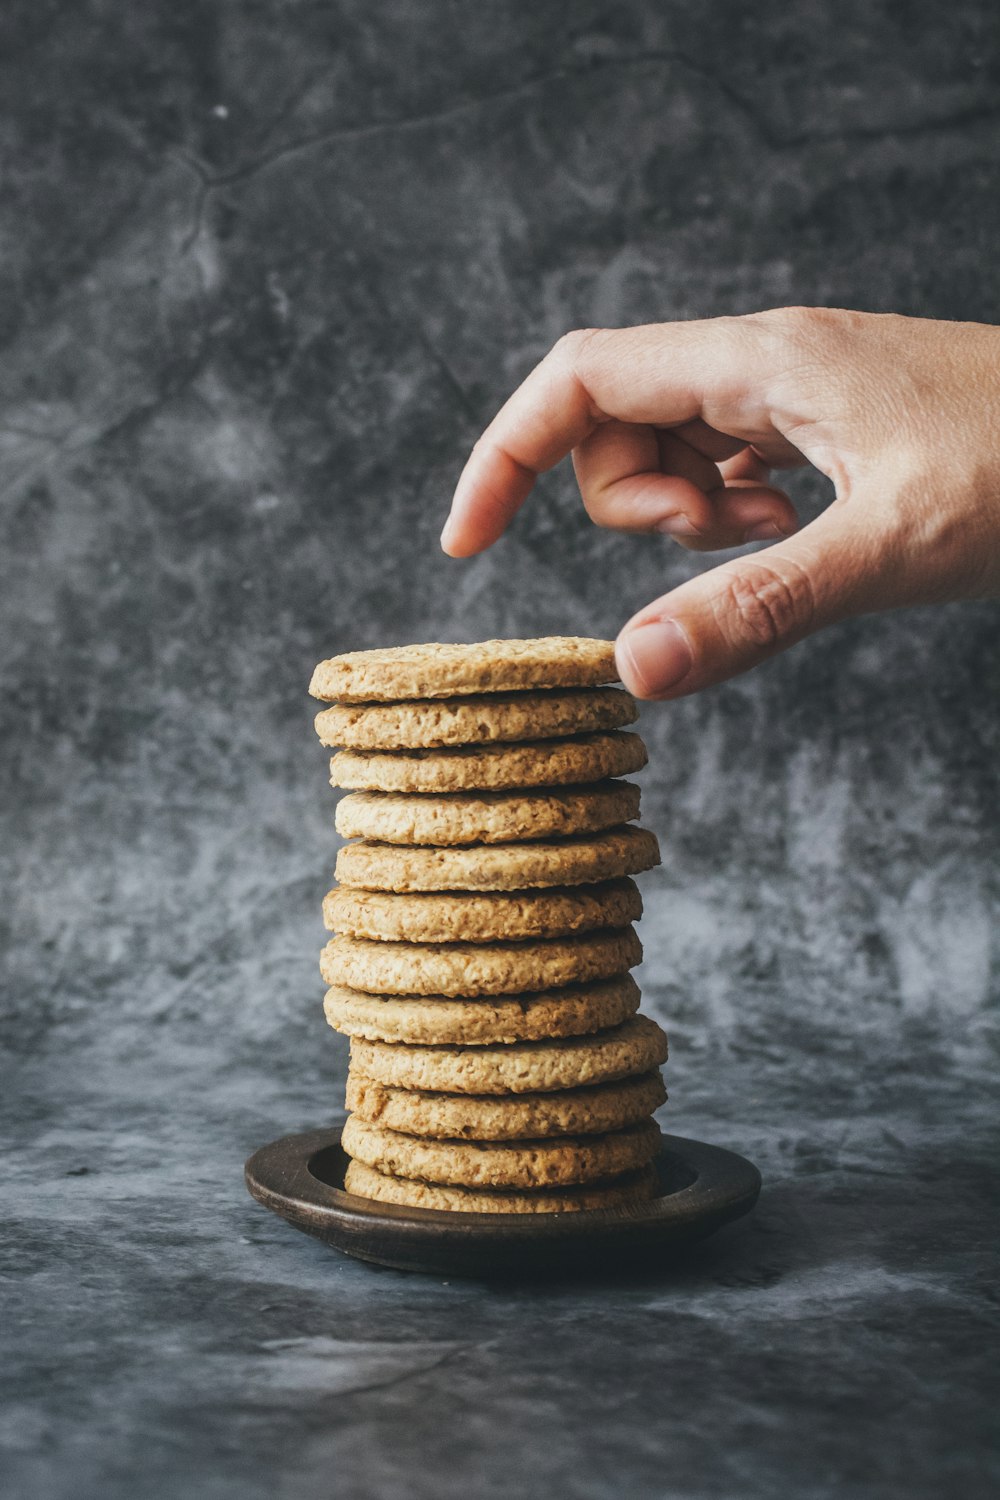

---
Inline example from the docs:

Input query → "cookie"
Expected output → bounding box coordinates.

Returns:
[334,780,640,846]
[345,1069,667,1139]
[349,1013,668,1095]
[343,1159,658,1214]
[328,731,647,793]
[323,974,641,1045]
[334,826,661,892]
[315,686,637,750]
[320,927,642,997]
[323,878,642,942]
[310,637,618,703]
[342,1115,662,1188]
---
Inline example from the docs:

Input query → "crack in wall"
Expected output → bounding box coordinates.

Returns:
[189,48,1000,190]
[5,45,999,507]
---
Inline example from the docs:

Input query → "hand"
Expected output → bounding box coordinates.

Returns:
[441,309,1000,698]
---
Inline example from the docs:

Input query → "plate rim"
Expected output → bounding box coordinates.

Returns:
[245,1125,761,1248]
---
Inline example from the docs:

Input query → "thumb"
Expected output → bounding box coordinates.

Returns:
[615,506,877,699]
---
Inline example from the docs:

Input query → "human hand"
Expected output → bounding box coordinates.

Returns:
[441,309,1000,698]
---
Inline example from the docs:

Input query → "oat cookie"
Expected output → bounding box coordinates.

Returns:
[323,974,641,1045]
[334,780,640,846]
[310,637,618,703]
[334,826,661,892]
[315,686,637,750]
[343,1159,658,1214]
[323,878,642,942]
[345,1069,667,1139]
[349,1013,668,1095]
[342,1115,661,1188]
[328,731,646,794]
[320,927,642,997]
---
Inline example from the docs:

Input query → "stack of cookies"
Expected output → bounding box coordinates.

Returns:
[309,638,669,1214]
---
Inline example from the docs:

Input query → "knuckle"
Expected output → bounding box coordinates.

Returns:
[758,306,839,349]
[579,487,613,527]
[716,559,816,650]
[764,305,826,338]
[579,480,637,531]
[756,304,865,355]
[551,326,603,366]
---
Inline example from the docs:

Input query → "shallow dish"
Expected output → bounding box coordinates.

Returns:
[245,1126,761,1277]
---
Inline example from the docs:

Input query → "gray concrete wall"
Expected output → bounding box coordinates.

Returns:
[2,6,998,1497]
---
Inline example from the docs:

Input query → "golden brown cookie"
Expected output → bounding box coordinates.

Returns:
[315,686,637,750]
[328,732,647,794]
[323,878,642,942]
[323,974,641,1045]
[345,1069,666,1139]
[310,637,618,703]
[334,781,640,847]
[343,1159,658,1214]
[334,826,661,892]
[320,927,642,997]
[342,1115,662,1188]
[349,1013,668,1095]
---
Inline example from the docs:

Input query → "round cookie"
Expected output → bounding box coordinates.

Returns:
[315,686,637,750]
[345,1069,667,1139]
[349,1014,668,1095]
[329,731,647,793]
[320,927,642,997]
[310,636,618,703]
[342,1115,661,1189]
[323,878,642,942]
[343,1159,658,1214]
[323,974,641,1045]
[334,781,640,847]
[335,826,661,892]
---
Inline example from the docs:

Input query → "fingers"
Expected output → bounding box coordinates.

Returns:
[571,421,720,538]
[572,420,799,548]
[442,318,804,556]
[681,484,799,551]
[614,506,878,699]
[668,419,807,471]
[717,449,773,484]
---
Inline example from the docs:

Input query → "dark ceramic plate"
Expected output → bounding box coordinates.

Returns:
[245,1127,761,1277]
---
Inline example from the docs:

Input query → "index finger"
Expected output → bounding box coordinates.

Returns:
[440,318,788,557]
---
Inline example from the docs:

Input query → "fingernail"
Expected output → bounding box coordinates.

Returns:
[743,521,784,542]
[617,620,693,698]
[655,514,701,538]
[440,514,459,553]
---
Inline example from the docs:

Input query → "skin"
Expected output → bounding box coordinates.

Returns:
[440,308,1000,698]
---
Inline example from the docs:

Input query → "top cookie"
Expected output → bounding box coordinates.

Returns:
[310,637,618,703]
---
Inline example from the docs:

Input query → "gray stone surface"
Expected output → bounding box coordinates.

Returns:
[2,4,998,1497]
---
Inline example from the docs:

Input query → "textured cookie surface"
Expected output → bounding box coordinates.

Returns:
[320,927,642,997]
[310,637,618,703]
[349,1013,668,1095]
[329,732,647,793]
[315,686,637,750]
[334,781,640,847]
[346,1069,666,1139]
[335,826,661,892]
[342,1115,662,1188]
[323,975,641,1045]
[343,1159,658,1214]
[323,878,642,942]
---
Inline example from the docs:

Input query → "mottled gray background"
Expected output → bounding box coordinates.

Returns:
[2,4,999,1498]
